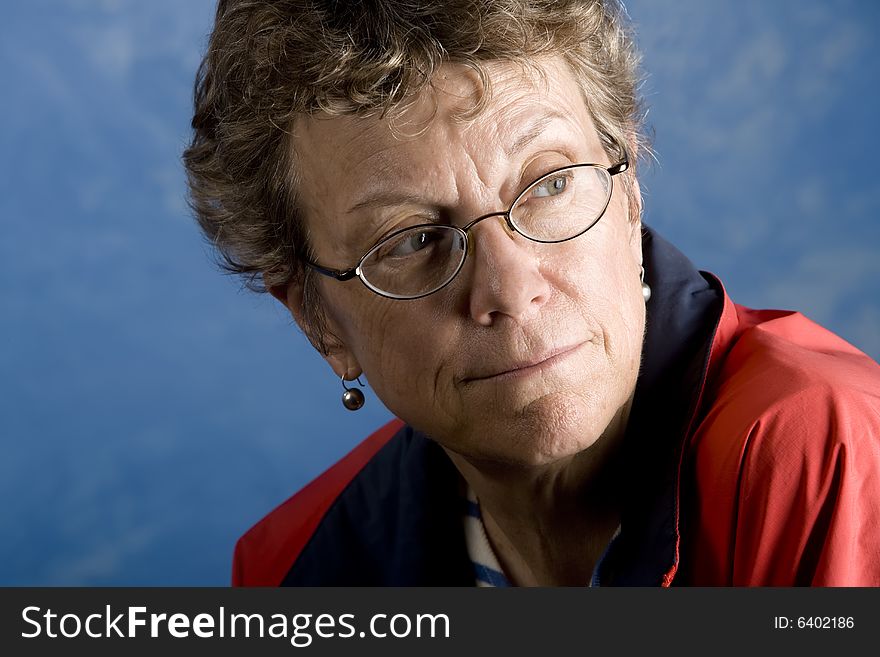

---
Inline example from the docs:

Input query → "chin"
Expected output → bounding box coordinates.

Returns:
[456,390,615,468]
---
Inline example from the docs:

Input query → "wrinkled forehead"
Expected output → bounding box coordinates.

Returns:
[291,57,596,181]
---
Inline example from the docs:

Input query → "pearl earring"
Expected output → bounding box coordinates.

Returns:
[640,266,651,303]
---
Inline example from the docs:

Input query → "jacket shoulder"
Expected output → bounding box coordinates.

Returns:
[686,306,880,584]
[705,305,879,433]
[231,418,405,586]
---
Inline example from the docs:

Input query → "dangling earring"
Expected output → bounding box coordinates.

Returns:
[640,266,651,303]
[341,375,365,411]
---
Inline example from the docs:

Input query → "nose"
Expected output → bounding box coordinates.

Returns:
[465,215,551,326]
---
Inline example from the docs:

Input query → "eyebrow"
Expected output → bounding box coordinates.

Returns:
[341,192,438,254]
[504,112,565,157]
[345,111,569,215]
[347,191,429,215]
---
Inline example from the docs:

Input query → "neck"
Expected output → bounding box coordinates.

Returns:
[446,399,631,586]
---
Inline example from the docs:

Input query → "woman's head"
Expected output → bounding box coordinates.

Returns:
[184,0,648,465]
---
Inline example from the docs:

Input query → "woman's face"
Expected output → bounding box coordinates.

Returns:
[286,58,646,467]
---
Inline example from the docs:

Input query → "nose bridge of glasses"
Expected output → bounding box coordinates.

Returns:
[461,211,519,260]
[462,210,516,238]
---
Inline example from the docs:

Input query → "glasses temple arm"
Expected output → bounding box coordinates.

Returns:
[305,260,358,281]
[607,159,629,176]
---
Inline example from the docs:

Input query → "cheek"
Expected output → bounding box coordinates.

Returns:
[333,292,463,424]
[547,217,644,364]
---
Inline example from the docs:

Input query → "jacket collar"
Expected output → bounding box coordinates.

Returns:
[601,225,724,585]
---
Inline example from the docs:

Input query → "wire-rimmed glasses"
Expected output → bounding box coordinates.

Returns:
[305,150,629,300]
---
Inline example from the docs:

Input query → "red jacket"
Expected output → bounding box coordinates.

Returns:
[681,292,880,585]
[233,227,880,586]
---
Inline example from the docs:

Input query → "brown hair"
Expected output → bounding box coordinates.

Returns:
[183,0,645,352]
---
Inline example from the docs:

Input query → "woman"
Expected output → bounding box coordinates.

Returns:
[184,0,880,586]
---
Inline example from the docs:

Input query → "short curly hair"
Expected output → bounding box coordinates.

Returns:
[183,0,645,352]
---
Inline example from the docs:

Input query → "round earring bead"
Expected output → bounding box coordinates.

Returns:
[342,388,365,411]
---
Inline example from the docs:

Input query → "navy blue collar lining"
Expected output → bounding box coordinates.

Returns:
[604,226,723,585]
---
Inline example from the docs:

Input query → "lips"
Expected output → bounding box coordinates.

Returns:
[462,342,586,383]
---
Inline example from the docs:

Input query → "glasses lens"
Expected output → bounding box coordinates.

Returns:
[510,165,612,242]
[360,225,466,298]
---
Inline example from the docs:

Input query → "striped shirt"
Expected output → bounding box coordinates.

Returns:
[463,488,511,587]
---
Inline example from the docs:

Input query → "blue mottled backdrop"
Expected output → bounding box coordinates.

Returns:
[1,0,877,584]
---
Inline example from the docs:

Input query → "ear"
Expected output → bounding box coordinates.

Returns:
[624,175,643,263]
[619,133,643,241]
[268,280,363,381]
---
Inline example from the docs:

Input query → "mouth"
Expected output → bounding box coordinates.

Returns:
[463,342,586,383]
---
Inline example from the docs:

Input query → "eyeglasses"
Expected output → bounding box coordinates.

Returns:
[305,151,629,300]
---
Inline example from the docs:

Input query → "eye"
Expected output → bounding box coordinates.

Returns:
[393,231,434,256]
[377,228,442,259]
[529,174,569,198]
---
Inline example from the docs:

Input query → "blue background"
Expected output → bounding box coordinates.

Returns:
[1,0,877,585]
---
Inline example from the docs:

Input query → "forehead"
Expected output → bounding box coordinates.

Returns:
[291,57,599,254]
[295,57,592,169]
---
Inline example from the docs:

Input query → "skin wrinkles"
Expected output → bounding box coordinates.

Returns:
[292,60,644,456]
[274,57,646,585]
[331,106,587,254]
